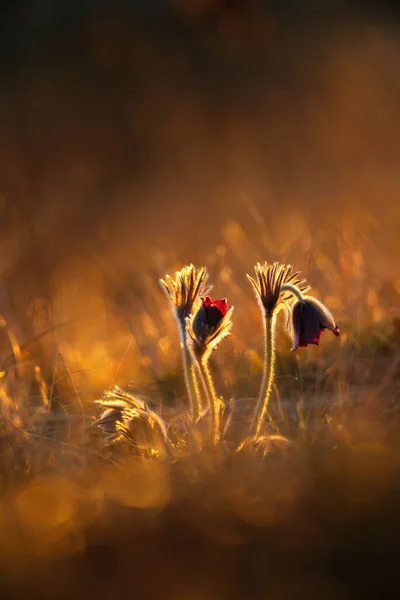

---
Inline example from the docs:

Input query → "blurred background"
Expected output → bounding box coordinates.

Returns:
[0,0,399,406]
[0,5,400,598]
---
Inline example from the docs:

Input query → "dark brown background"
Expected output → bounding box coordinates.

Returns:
[0,0,399,391]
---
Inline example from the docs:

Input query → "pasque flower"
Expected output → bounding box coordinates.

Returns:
[190,296,232,357]
[94,387,142,438]
[247,262,310,317]
[160,264,210,421]
[246,261,309,439]
[290,297,340,351]
[160,264,209,322]
[95,387,171,455]
[188,296,233,444]
[247,260,341,439]
[203,296,228,321]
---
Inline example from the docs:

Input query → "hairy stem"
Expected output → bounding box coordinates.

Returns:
[250,313,276,438]
[190,363,202,418]
[280,283,305,303]
[178,321,201,421]
[156,422,173,457]
[197,357,221,444]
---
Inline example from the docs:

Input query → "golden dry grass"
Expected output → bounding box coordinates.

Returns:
[0,214,398,599]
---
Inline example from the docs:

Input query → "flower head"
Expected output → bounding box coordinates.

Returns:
[247,262,310,317]
[95,386,170,454]
[202,296,228,323]
[116,404,168,453]
[160,264,209,322]
[189,295,233,358]
[94,387,145,438]
[290,296,340,351]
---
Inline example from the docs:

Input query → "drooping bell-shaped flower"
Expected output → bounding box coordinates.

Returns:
[290,296,340,351]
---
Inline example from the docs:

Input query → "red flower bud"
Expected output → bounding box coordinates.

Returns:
[190,296,232,357]
[202,296,228,325]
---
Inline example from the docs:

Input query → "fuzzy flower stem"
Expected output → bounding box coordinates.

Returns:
[250,312,276,438]
[149,409,173,457]
[280,283,305,303]
[190,363,202,415]
[178,321,201,421]
[158,425,173,457]
[196,356,220,445]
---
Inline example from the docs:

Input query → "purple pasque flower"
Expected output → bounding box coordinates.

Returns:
[291,296,340,351]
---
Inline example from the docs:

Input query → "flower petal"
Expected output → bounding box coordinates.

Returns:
[290,301,303,350]
[205,305,225,326]
[212,298,228,316]
[291,300,321,350]
[305,296,337,332]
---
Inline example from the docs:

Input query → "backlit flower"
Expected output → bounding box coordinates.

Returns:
[160,264,209,322]
[94,387,144,438]
[247,262,310,317]
[95,386,170,454]
[202,296,228,323]
[189,295,232,358]
[290,297,340,351]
